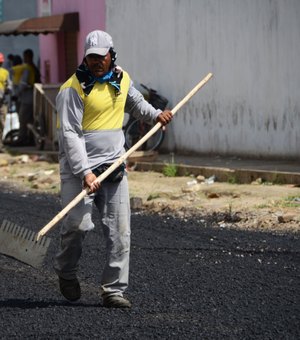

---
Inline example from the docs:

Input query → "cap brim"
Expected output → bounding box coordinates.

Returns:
[85,47,110,57]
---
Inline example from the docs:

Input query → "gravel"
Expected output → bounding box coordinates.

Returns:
[0,185,299,339]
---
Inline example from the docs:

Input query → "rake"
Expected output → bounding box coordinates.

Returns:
[0,220,51,268]
[0,73,213,268]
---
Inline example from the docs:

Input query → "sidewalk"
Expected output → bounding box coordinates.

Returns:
[133,152,300,185]
[3,146,300,185]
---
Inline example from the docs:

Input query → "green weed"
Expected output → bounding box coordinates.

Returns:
[227,175,239,184]
[162,163,178,177]
[162,152,178,177]
[255,204,270,209]
[256,195,300,209]
[271,174,286,185]
[147,193,160,201]
[276,195,300,208]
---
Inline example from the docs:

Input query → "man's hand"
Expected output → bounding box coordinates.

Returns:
[156,110,173,126]
[83,173,101,193]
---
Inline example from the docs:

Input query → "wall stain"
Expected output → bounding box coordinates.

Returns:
[272,116,277,131]
[268,0,279,32]
[281,112,287,130]
[248,108,255,129]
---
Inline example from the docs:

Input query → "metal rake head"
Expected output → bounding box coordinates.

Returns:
[0,220,51,268]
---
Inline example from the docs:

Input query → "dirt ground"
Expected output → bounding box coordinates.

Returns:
[0,152,299,233]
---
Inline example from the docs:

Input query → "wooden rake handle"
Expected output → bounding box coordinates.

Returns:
[36,72,213,240]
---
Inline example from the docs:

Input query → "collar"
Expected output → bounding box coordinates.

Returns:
[76,63,123,96]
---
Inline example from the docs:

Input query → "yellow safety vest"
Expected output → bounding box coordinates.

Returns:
[59,71,131,130]
[0,67,9,92]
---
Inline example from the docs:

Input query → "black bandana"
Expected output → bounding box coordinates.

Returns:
[75,63,123,96]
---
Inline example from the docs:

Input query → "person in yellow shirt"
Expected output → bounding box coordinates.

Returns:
[0,52,12,152]
[15,49,40,146]
[54,30,173,308]
[12,64,24,86]
[11,55,24,112]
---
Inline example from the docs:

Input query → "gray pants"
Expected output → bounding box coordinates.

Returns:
[54,174,131,297]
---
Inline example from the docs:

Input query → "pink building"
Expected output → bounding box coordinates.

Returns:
[0,0,108,149]
[37,0,106,84]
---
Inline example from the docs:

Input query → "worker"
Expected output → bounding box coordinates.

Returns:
[54,30,173,308]
[11,55,24,112]
[15,49,40,146]
[0,52,12,152]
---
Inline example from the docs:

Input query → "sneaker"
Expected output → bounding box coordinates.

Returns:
[102,295,132,308]
[58,277,81,302]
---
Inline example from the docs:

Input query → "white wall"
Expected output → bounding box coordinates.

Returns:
[106,0,300,159]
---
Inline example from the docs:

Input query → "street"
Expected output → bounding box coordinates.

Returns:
[0,183,299,339]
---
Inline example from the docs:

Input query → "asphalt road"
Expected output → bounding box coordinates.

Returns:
[0,184,299,339]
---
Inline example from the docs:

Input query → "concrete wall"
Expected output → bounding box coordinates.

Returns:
[106,0,300,159]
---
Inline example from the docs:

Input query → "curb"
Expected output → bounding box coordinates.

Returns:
[5,147,300,185]
[134,161,300,185]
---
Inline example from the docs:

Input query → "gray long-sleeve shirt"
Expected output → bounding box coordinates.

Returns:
[56,73,161,180]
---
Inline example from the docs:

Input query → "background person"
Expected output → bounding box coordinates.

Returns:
[3,53,14,74]
[15,49,40,146]
[54,30,173,308]
[11,55,23,113]
[0,52,12,152]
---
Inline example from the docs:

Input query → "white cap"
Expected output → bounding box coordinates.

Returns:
[84,30,113,57]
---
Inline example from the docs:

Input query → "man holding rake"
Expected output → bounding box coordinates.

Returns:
[54,30,172,308]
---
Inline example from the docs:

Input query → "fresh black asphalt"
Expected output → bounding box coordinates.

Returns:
[0,184,299,339]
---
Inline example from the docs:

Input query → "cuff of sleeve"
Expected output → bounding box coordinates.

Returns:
[154,109,162,123]
[81,169,92,180]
